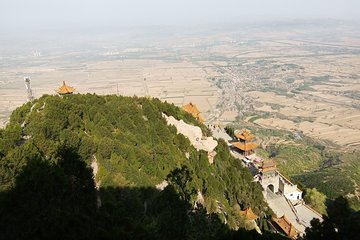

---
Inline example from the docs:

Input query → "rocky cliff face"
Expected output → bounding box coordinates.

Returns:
[163,113,217,164]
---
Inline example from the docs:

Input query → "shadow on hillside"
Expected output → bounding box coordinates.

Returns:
[0,147,283,240]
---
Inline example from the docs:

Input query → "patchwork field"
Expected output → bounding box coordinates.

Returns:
[251,89,360,147]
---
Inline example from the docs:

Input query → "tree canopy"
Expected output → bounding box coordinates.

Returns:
[303,197,360,240]
[0,94,276,239]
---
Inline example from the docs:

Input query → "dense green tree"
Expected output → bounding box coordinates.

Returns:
[166,165,197,202]
[0,147,97,239]
[0,94,284,239]
[304,188,327,215]
[303,196,360,240]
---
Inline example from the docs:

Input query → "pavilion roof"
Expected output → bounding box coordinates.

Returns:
[56,81,75,95]
[235,129,255,141]
[231,141,258,151]
[261,167,277,173]
[260,159,277,173]
[240,208,259,221]
[182,102,204,123]
[272,215,299,239]
[262,159,276,169]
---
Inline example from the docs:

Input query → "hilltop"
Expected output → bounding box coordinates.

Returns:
[0,94,286,239]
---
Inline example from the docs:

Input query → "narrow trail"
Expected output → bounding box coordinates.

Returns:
[19,101,38,143]
[91,155,102,208]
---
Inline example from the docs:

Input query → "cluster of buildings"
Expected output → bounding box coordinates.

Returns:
[181,102,307,239]
[181,104,307,239]
[230,129,306,239]
[230,129,303,201]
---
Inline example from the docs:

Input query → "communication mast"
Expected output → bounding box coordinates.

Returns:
[24,77,34,101]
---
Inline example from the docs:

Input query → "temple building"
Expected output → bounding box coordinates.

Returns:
[56,81,75,95]
[182,102,204,123]
[231,129,258,156]
[260,159,277,177]
[240,208,259,221]
[270,215,299,239]
[259,159,302,200]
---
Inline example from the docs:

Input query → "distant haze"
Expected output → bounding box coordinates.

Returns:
[1,0,360,32]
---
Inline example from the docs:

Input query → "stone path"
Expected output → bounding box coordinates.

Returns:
[264,189,322,235]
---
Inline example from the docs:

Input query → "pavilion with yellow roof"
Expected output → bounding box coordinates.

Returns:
[231,129,258,156]
[56,81,75,95]
[270,215,299,239]
[239,208,259,221]
[182,102,204,123]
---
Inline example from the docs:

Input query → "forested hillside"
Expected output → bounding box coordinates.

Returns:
[0,94,283,239]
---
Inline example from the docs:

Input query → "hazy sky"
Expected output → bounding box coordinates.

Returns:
[0,0,359,31]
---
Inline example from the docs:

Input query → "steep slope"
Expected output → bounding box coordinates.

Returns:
[0,94,280,239]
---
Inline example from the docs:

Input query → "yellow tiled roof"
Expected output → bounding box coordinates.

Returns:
[56,81,75,95]
[262,159,276,168]
[235,129,255,141]
[240,208,259,221]
[182,102,204,123]
[232,141,258,151]
[260,159,277,173]
[272,215,299,239]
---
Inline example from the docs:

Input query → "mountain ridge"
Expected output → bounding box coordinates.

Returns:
[0,94,282,239]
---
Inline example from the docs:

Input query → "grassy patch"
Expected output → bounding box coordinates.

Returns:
[272,144,324,176]
[248,115,261,123]
[311,75,331,82]
[293,168,354,199]
[296,82,316,91]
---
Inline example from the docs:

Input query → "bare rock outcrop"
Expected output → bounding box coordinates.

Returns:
[156,180,169,191]
[162,113,217,164]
